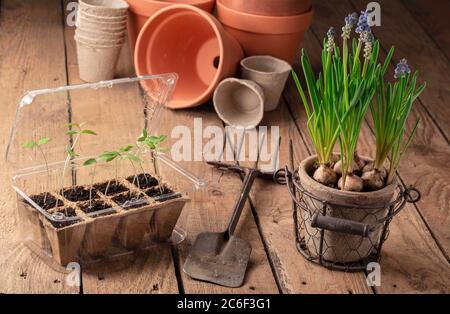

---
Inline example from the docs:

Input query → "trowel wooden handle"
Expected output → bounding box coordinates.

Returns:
[311,214,370,237]
[227,169,259,236]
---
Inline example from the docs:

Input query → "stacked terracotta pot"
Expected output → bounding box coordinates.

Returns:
[75,0,129,82]
[217,0,314,64]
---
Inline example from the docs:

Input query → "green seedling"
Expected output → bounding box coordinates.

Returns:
[365,59,426,189]
[61,122,97,205]
[137,129,168,193]
[98,145,142,196]
[83,158,98,207]
[22,137,52,204]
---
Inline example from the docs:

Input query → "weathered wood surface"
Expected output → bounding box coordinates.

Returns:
[0,0,448,294]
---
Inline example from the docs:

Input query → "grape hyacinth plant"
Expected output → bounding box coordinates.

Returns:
[362,59,426,190]
[292,11,424,192]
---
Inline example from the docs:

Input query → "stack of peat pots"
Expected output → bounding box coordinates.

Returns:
[75,0,129,82]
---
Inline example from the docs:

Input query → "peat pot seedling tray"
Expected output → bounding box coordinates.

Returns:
[6,75,208,271]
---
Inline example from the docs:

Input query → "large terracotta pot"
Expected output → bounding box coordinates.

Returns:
[126,0,216,52]
[135,4,244,109]
[216,0,314,64]
[298,155,397,263]
[221,0,311,16]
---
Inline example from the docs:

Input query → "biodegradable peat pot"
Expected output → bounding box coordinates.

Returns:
[76,39,123,82]
[78,8,128,23]
[126,0,216,52]
[241,55,292,111]
[75,28,127,41]
[75,34,125,46]
[76,15,127,32]
[43,220,87,266]
[82,213,122,257]
[135,4,244,109]
[213,78,264,129]
[221,0,311,16]
[117,207,154,249]
[79,0,129,17]
[217,0,314,64]
[298,155,397,263]
[149,197,190,242]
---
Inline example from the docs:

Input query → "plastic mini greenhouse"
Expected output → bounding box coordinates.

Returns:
[6,74,206,269]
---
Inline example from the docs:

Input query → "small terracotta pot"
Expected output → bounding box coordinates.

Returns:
[79,0,129,17]
[217,0,314,64]
[213,78,264,129]
[241,56,291,111]
[126,0,216,53]
[75,39,123,82]
[135,5,244,109]
[221,0,311,16]
[298,155,397,263]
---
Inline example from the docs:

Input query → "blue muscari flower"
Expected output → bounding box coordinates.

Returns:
[327,27,336,38]
[345,12,358,27]
[394,59,411,79]
[356,10,371,34]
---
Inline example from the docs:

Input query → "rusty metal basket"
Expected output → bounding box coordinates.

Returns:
[279,143,421,272]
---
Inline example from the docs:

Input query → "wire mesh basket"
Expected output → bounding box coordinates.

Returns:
[282,143,421,272]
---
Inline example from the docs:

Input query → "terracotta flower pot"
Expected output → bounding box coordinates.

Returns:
[213,78,264,129]
[135,5,244,109]
[79,0,129,17]
[241,55,291,111]
[126,0,216,53]
[221,0,311,16]
[217,0,314,64]
[298,155,397,263]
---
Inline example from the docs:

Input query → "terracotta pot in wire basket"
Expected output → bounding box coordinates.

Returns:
[281,146,421,271]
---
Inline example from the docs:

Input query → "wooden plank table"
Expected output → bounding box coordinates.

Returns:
[0,0,448,294]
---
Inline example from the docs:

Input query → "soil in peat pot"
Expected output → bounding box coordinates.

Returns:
[62,186,100,202]
[49,207,79,228]
[28,193,62,210]
[144,185,181,201]
[112,191,149,210]
[126,173,159,189]
[94,180,129,195]
[79,199,116,217]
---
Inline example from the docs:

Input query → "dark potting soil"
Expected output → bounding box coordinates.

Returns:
[126,173,159,189]
[112,192,149,210]
[28,193,61,210]
[79,200,116,217]
[62,186,99,202]
[94,180,129,195]
[144,186,180,201]
[49,207,78,229]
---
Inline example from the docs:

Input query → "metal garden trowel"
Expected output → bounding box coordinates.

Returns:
[183,166,260,288]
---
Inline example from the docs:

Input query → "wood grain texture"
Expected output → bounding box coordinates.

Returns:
[148,105,280,293]
[402,0,450,61]
[0,0,79,294]
[61,0,180,293]
[287,0,450,292]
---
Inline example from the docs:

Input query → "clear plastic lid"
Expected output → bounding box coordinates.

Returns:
[7,74,206,225]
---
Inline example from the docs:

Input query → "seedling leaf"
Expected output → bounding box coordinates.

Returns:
[83,158,97,166]
[22,141,37,149]
[38,137,51,146]
[80,129,97,135]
